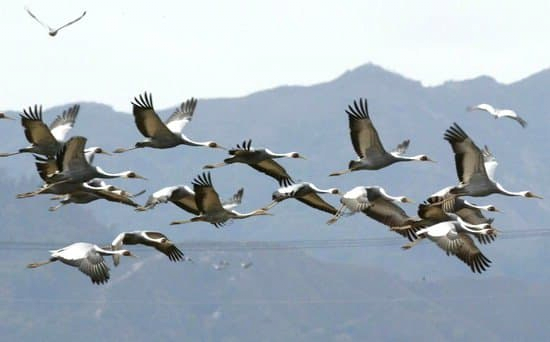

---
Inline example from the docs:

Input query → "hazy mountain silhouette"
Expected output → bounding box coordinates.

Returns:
[1,63,549,340]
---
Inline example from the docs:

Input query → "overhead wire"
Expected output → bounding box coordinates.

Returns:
[0,227,550,251]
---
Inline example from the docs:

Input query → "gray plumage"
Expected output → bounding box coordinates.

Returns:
[113,92,222,153]
[330,98,433,176]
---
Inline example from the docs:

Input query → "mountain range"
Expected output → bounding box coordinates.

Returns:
[1,63,549,340]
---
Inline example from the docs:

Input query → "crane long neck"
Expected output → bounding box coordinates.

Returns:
[95,166,127,179]
[307,183,334,194]
[455,216,489,233]
[462,200,493,211]
[459,223,487,234]
[232,209,266,218]
[94,246,128,256]
[394,154,423,162]
[376,187,403,202]
[180,134,212,147]
[495,182,526,197]
[264,148,293,158]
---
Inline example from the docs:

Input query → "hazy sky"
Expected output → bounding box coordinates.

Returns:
[2,0,549,111]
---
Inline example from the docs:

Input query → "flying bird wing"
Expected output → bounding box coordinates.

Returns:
[91,187,141,208]
[192,172,225,214]
[499,109,527,128]
[296,192,338,215]
[34,155,59,182]
[454,204,492,226]
[222,188,244,210]
[345,98,387,159]
[58,136,89,173]
[131,92,173,138]
[79,250,110,284]
[54,11,86,33]
[143,232,184,262]
[49,104,79,141]
[467,103,496,115]
[509,115,528,128]
[165,97,197,134]
[171,193,201,215]
[228,139,254,155]
[110,233,127,266]
[448,233,492,273]
[391,139,410,156]
[444,123,489,184]
[481,145,498,182]
[249,159,294,187]
[362,199,418,241]
[20,105,58,146]
[25,7,51,30]
[474,227,497,245]
[415,202,451,228]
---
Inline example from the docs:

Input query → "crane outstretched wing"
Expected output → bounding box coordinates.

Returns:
[132,92,173,138]
[345,98,387,159]
[165,97,197,134]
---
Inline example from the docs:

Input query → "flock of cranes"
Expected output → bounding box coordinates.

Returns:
[0,92,541,284]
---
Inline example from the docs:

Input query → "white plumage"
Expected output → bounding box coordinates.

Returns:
[327,186,412,225]
[403,214,495,273]
[326,186,372,225]
[467,103,527,128]
[27,242,135,284]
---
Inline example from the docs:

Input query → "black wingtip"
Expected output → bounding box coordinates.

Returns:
[192,171,214,188]
[443,122,469,143]
[133,91,154,109]
[21,104,44,121]
[345,98,370,120]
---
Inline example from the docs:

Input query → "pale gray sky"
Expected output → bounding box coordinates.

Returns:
[2,0,549,111]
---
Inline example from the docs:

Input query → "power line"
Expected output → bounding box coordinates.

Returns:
[1,293,550,305]
[1,228,550,251]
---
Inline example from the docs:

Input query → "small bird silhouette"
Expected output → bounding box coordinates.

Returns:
[25,6,86,37]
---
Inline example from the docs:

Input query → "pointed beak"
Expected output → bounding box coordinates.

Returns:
[299,156,307,160]
[531,193,543,199]
[261,200,278,211]
[170,220,188,226]
[1,114,15,120]
[132,190,147,197]
[113,147,130,154]
[134,174,147,180]
[329,169,350,177]
[401,197,414,203]
[260,210,274,216]
[99,150,112,156]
